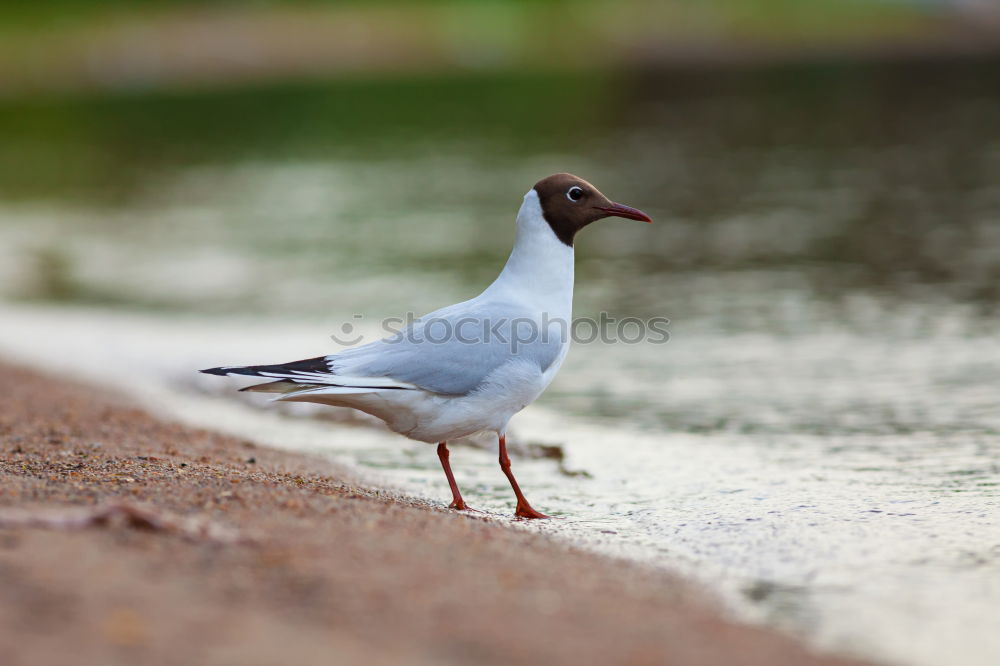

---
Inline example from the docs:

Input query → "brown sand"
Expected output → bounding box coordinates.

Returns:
[0,362,867,666]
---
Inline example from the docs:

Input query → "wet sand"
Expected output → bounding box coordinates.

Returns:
[0,362,867,666]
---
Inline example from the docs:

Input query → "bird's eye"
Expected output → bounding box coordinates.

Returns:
[566,186,584,202]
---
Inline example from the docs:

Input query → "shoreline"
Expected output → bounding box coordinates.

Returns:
[0,361,867,666]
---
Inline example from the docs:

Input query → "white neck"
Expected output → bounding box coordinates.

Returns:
[482,189,574,316]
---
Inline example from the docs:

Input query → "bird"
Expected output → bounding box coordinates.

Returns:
[201,173,651,518]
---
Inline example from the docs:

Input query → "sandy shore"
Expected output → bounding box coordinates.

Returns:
[0,362,867,666]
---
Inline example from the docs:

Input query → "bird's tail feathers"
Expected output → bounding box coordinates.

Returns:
[200,355,417,393]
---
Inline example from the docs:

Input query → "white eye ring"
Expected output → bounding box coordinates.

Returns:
[566,186,584,202]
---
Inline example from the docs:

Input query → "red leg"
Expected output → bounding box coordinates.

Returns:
[437,442,469,511]
[498,434,548,519]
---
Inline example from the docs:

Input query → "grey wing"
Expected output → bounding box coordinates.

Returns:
[329,299,565,395]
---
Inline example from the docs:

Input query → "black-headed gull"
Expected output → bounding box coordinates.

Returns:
[202,173,651,518]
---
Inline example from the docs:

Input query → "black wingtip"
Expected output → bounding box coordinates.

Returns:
[199,357,329,379]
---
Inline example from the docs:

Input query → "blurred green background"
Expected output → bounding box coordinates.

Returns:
[1,0,999,320]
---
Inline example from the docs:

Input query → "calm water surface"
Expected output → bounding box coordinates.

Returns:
[1,62,998,665]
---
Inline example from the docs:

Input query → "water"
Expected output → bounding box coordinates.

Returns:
[1,61,999,665]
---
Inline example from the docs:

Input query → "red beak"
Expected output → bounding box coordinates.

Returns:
[594,202,653,223]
